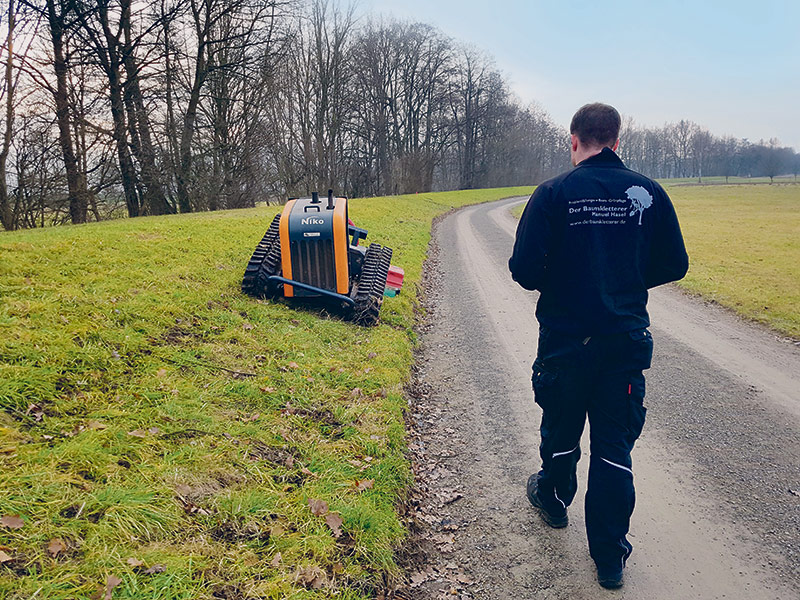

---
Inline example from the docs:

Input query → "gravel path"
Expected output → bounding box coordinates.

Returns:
[399,197,800,599]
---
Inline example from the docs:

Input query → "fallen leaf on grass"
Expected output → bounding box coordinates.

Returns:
[145,564,166,574]
[178,498,210,517]
[87,420,107,430]
[354,479,374,492]
[127,430,146,438]
[148,427,161,435]
[0,550,12,563]
[270,552,282,567]
[308,499,328,516]
[101,575,122,600]
[242,323,254,330]
[126,557,144,568]
[0,515,24,529]
[47,538,65,557]
[287,361,300,370]
[367,352,378,359]
[325,512,343,538]
[156,368,168,378]
[26,404,44,422]
[270,524,285,538]
[296,565,327,589]
[259,386,276,393]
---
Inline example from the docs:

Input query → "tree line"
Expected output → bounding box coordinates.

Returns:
[0,0,797,230]
[618,118,799,183]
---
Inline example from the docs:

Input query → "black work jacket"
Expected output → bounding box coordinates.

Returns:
[509,148,689,335]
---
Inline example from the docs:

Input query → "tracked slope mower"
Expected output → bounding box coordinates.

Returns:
[242,190,403,326]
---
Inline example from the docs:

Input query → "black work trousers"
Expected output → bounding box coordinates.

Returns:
[531,326,653,572]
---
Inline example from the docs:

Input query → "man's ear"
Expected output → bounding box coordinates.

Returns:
[571,134,579,152]
[612,138,620,151]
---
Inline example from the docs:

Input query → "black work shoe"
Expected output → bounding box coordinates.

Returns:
[596,567,624,589]
[526,474,568,528]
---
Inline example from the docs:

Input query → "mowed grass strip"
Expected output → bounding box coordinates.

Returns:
[0,187,532,600]
[510,184,800,338]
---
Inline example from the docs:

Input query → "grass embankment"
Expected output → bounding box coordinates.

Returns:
[510,184,800,338]
[0,186,533,600]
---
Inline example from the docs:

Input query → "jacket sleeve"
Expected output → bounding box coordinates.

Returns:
[645,184,689,289]
[508,185,554,291]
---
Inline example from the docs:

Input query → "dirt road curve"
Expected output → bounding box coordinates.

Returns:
[405,197,800,599]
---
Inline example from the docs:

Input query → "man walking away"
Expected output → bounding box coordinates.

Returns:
[508,103,689,589]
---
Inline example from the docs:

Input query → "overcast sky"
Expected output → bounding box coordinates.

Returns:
[362,0,800,150]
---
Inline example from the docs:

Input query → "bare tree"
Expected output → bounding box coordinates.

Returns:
[691,128,712,182]
[0,0,18,229]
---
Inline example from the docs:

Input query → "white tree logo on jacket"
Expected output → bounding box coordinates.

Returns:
[626,186,653,225]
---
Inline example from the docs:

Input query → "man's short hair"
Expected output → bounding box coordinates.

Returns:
[570,103,621,148]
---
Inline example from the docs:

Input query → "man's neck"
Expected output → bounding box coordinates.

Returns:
[573,145,607,166]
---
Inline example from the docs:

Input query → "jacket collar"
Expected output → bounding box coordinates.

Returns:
[577,147,625,168]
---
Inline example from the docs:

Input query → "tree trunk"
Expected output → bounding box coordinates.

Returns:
[176,0,210,214]
[46,0,89,225]
[0,0,16,230]
[120,0,171,215]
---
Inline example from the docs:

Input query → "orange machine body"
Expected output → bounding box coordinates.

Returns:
[279,196,350,298]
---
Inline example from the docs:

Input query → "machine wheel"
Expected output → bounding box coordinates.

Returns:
[353,243,392,326]
[242,214,281,297]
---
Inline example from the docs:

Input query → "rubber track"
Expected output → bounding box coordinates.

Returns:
[255,228,283,296]
[353,243,393,326]
[241,214,281,297]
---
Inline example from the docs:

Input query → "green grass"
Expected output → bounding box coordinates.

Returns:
[666,184,800,338]
[510,184,800,338]
[0,186,533,599]
[657,175,797,186]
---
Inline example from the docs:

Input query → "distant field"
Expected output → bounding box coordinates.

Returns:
[657,175,797,186]
[511,184,800,338]
[666,184,800,338]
